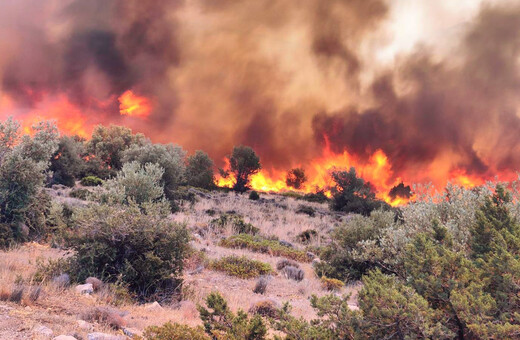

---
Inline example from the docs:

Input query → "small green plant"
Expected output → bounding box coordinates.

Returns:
[69,188,90,200]
[219,234,310,262]
[143,322,210,340]
[321,276,344,291]
[249,190,260,200]
[210,255,272,279]
[80,175,103,186]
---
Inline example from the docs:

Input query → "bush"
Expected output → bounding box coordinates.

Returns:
[66,202,190,301]
[69,188,90,200]
[80,176,103,186]
[301,190,329,203]
[276,259,300,271]
[143,322,210,340]
[219,234,309,262]
[297,229,318,244]
[249,300,279,318]
[186,150,215,190]
[253,276,269,294]
[224,145,261,193]
[320,277,344,291]
[210,213,259,235]
[282,266,304,282]
[286,168,307,190]
[296,204,315,217]
[210,255,272,279]
[50,136,86,187]
[249,190,260,200]
[198,292,267,339]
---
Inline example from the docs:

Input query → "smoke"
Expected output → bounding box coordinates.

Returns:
[0,0,520,187]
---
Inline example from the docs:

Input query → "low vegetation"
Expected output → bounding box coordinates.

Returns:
[209,255,273,279]
[219,234,309,262]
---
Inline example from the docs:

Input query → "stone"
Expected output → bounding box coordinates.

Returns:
[75,283,94,295]
[87,333,126,340]
[144,301,163,311]
[306,251,317,259]
[34,325,53,338]
[77,320,93,330]
[85,277,104,291]
[122,327,143,338]
[53,336,77,340]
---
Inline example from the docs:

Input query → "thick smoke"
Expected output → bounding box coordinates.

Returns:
[0,0,520,186]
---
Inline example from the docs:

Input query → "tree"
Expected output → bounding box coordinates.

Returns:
[186,150,215,189]
[227,146,261,193]
[122,142,186,203]
[87,125,145,172]
[330,167,388,215]
[50,136,86,187]
[286,168,307,189]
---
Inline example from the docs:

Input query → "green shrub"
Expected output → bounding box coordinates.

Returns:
[301,190,329,203]
[66,202,190,301]
[249,190,260,200]
[297,229,318,243]
[143,322,210,340]
[219,234,309,262]
[320,277,344,291]
[210,213,259,235]
[186,150,215,190]
[80,176,103,186]
[198,292,267,339]
[210,255,272,279]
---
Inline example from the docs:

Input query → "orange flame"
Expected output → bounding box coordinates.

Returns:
[119,90,152,118]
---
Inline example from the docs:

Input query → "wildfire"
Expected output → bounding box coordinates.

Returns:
[118,90,152,118]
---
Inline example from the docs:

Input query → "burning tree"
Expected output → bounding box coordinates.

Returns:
[286,168,307,190]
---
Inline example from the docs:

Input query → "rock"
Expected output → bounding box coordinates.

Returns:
[306,251,317,260]
[53,336,77,340]
[85,277,104,291]
[34,325,53,338]
[122,327,143,338]
[87,333,126,340]
[311,258,321,266]
[77,320,93,330]
[144,301,163,311]
[75,283,94,295]
[52,274,70,288]
[189,265,204,275]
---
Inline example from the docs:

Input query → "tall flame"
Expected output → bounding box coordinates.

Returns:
[119,90,152,118]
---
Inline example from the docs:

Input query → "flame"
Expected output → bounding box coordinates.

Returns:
[119,90,152,118]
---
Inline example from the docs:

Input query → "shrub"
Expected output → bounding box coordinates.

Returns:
[253,276,269,294]
[210,256,272,279]
[69,188,90,200]
[210,213,259,235]
[50,136,85,187]
[297,229,318,244]
[81,306,126,329]
[219,234,309,262]
[66,202,190,301]
[80,176,103,186]
[296,204,315,217]
[301,190,329,203]
[282,266,304,282]
[249,190,260,200]
[143,322,210,340]
[276,259,300,271]
[249,300,279,318]
[186,150,215,190]
[198,292,267,339]
[321,277,344,291]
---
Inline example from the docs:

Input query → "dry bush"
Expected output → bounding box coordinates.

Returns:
[321,277,344,291]
[248,300,279,318]
[253,276,269,294]
[81,306,126,329]
[282,266,304,282]
[276,259,300,271]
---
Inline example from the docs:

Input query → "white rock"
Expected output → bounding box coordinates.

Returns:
[34,325,53,338]
[75,283,94,295]
[144,301,163,311]
[53,336,77,340]
[123,327,143,338]
[77,319,93,330]
[87,333,126,340]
